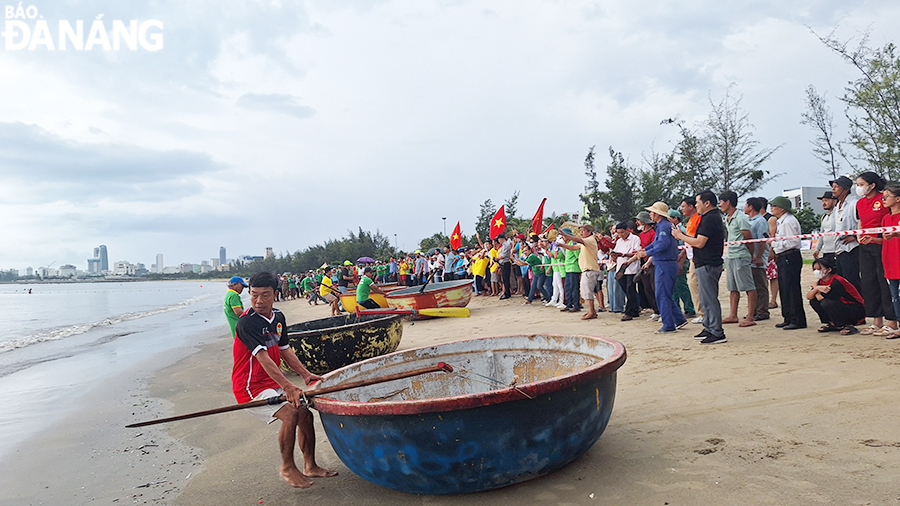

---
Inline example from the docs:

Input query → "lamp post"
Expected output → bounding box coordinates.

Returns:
[442,217,447,236]
[394,233,398,250]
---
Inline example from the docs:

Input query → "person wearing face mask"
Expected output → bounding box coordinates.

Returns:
[855,171,898,336]
[806,257,865,335]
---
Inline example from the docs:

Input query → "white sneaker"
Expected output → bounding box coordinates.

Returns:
[647,314,660,322]
[556,303,566,309]
[691,316,704,324]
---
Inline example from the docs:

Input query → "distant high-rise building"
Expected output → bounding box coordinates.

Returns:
[156,254,164,273]
[87,258,101,274]
[26,267,33,277]
[265,247,274,259]
[98,245,108,271]
[219,247,226,266]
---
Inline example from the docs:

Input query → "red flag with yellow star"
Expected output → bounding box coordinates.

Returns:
[531,198,547,236]
[489,205,506,240]
[450,222,462,250]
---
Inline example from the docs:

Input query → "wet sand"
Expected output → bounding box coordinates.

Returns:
[145,272,900,506]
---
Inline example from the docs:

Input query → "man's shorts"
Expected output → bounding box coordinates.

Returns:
[580,270,601,300]
[322,293,337,303]
[248,388,288,424]
[491,271,500,283]
[725,257,755,292]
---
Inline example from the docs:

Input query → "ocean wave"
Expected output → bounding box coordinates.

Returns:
[0,294,213,354]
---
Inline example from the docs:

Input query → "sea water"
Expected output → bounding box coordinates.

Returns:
[0,280,239,459]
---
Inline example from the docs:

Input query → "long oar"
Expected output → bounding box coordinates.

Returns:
[357,307,470,318]
[126,362,453,428]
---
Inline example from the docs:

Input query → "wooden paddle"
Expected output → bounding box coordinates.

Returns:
[126,362,453,428]
[357,307,470,318]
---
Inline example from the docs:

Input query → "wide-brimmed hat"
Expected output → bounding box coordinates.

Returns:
[769,196,793,212]
[635,211,652,224]
[645,201,670,217]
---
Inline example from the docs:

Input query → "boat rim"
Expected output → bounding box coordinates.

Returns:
[286,313,402,339]
[383,279,473,298]
[313,333,626,416]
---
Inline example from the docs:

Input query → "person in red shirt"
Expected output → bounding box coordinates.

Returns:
[232,271,337,488]
[881,184,900,339]
[806,257,865,335]
[855,171,897,336]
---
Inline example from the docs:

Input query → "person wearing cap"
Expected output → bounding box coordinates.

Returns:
[719,190,757,327]
[745,197,771,321]
[673,191,726,344]
[338,261,354,294]
[813,191,838,265]
[224,276,248,338]
[668,209,695,317]
[770,196,807,330]
[496,234,513,300]
[634,202,687,333]
[356,267,386,309]
[830,175,861,289]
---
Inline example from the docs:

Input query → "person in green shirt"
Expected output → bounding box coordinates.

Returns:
[558,227,583,312]
[224,276,247,338]
[356,267,386,309]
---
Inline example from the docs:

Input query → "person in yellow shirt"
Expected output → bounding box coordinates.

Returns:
[318,266,341,316]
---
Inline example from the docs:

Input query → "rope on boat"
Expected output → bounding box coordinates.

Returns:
[450,365,533,399]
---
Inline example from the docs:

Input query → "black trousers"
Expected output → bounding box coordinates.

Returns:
[810,297,865,327]
[500,262,512,297]
[618,273,640,317]
[776,249,806,327]
[358,298,381,309]
[835,247,861,290]
[858,242,896,320]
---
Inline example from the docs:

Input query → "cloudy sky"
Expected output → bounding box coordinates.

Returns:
[2,0,899,271]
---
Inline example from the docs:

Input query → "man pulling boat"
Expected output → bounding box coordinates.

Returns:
[232,271,338,488]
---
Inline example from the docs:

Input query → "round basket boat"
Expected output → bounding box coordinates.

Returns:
[283,314,403,375]
[314,334,626,494]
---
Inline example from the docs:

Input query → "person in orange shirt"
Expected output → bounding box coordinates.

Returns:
[680,195,703,323]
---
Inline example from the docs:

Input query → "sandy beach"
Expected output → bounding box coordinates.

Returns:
[126,270,899,506]
[8,270,898,505]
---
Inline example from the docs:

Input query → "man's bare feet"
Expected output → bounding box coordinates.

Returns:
[281,466,314,488]
[304,465,338,478]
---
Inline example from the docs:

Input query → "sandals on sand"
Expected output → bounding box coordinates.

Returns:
[859,325,881,335]
[818,324,839,333]
[840,326,859,335]
[873,326,897,337]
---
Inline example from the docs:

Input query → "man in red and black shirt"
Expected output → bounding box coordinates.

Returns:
[232,271,337,489]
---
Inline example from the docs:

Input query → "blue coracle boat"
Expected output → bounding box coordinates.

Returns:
[313,334,627,494]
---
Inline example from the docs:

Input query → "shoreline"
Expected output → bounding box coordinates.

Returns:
[6,271,899,505]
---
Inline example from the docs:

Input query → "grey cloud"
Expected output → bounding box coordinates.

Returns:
[235,93,316,119]
[0,122,226,203]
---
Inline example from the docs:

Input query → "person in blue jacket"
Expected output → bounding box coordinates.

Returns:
[634,202,688,333]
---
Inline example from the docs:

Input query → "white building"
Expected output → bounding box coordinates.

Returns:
[59,264,77,277]
[180,263,194,274]
[156,254,164,274]
[265,247,275,259]
[112,261,136,276]
[162,266,179,274]
[782,187,831,216]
